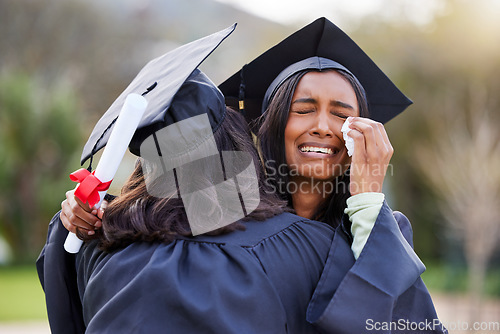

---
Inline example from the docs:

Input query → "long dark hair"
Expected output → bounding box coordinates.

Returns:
[84,107,287,251]
[257,69,370,228]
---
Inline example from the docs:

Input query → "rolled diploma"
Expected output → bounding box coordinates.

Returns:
[64,93,148,253]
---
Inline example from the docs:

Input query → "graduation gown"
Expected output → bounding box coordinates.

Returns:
[37,202,445,333]
[307,202,447,333]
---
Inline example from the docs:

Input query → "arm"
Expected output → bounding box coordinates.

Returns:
[342,117,390,258]
[307,203,446,333]
[345,192,385,259]
[307,118,445,333]
[36,212,86,334]
[36,190,112,333]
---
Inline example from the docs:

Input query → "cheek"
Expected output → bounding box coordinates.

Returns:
[283,119,298,161]
[284,139,295,166]
[283,119,295,143]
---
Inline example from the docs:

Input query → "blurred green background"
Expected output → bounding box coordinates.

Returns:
[1,0,499,331]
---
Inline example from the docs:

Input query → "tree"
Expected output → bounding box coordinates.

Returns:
[415,83,500,322]
[0,0,291,263]
[0,73,84,262]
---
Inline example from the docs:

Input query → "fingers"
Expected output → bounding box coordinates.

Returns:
[346,117,394,195]
[347,117,393,161]
[348,125,367,164]
[59,208,77,234]
[60,189,102,235]
[349,118,376,157]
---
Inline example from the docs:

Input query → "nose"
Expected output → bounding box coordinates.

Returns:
[309,111,333,138]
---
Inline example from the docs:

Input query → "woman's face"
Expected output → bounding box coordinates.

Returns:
[284,70,359,181]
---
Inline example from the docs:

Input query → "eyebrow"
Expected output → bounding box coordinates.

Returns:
[331,100,355,110]
[292,98,355,111]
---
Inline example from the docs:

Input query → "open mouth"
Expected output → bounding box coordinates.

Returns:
[298,144,339,156]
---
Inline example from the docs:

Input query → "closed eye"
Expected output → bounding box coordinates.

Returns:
[331,111,350,119]
[330,100,355,119]
[292,109,314,115]
[291,98,316,115]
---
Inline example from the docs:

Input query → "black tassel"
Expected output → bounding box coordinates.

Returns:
[238,65,247,114]
[142,82,157,96]
[86,82,157,170]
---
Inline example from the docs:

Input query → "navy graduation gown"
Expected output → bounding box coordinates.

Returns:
[38,212,333,333]
[308,201,446,333]
[37,202,445,333]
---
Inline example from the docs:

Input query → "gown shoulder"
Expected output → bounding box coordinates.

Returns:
[75,212,334,333]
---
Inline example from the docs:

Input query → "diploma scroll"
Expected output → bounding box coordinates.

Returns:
[64,93,148,253]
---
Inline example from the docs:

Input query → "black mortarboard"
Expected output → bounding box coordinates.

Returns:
[80,23,236,166]
[219,17,412,124]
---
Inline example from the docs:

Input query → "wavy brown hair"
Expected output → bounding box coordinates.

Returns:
[82,107,287,252]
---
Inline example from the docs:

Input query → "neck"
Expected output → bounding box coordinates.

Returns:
[289,176,332,219]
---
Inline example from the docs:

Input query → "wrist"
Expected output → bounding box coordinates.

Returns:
[349,180,383,195]
[346,192,385,208]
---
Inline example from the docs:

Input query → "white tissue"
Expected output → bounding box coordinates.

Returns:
[341,118,354,157]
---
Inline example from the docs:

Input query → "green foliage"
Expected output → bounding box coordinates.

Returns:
[484,268,500,297]
[422,262,469,294]
[0,0,498,276]
[0,0,291,264]
[0,265,47,320]
[0,73,84,263]
[347,0,500,266]
[422,262,500,297]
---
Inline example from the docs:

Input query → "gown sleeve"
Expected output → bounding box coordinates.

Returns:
[346,192,385,259]
[76,238,290,334]
[306,201,447,334]
[35,212,86,334]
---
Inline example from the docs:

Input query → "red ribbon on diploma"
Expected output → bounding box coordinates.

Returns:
[70,168,112,207]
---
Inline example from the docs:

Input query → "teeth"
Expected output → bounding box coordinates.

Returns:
[300,146,333,155]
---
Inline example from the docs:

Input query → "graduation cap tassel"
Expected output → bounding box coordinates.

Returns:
[238,65,247,114]
[218,151,247,217]
[67,93,148,253]
[218,18,412,124]
[85,82,157,172]
[87,117,119,171]
[152,132,181,200]
[87,157,93,172]
[142,82,158,96]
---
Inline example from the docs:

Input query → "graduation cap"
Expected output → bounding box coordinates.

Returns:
[219,17,412,124]
[76,22,260,236]
[137,71,260,236]
[80,23,236,166]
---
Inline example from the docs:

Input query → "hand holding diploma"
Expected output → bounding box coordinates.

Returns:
[64,93,148,253]
[61,24,237,253]
[60,188,102,236]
